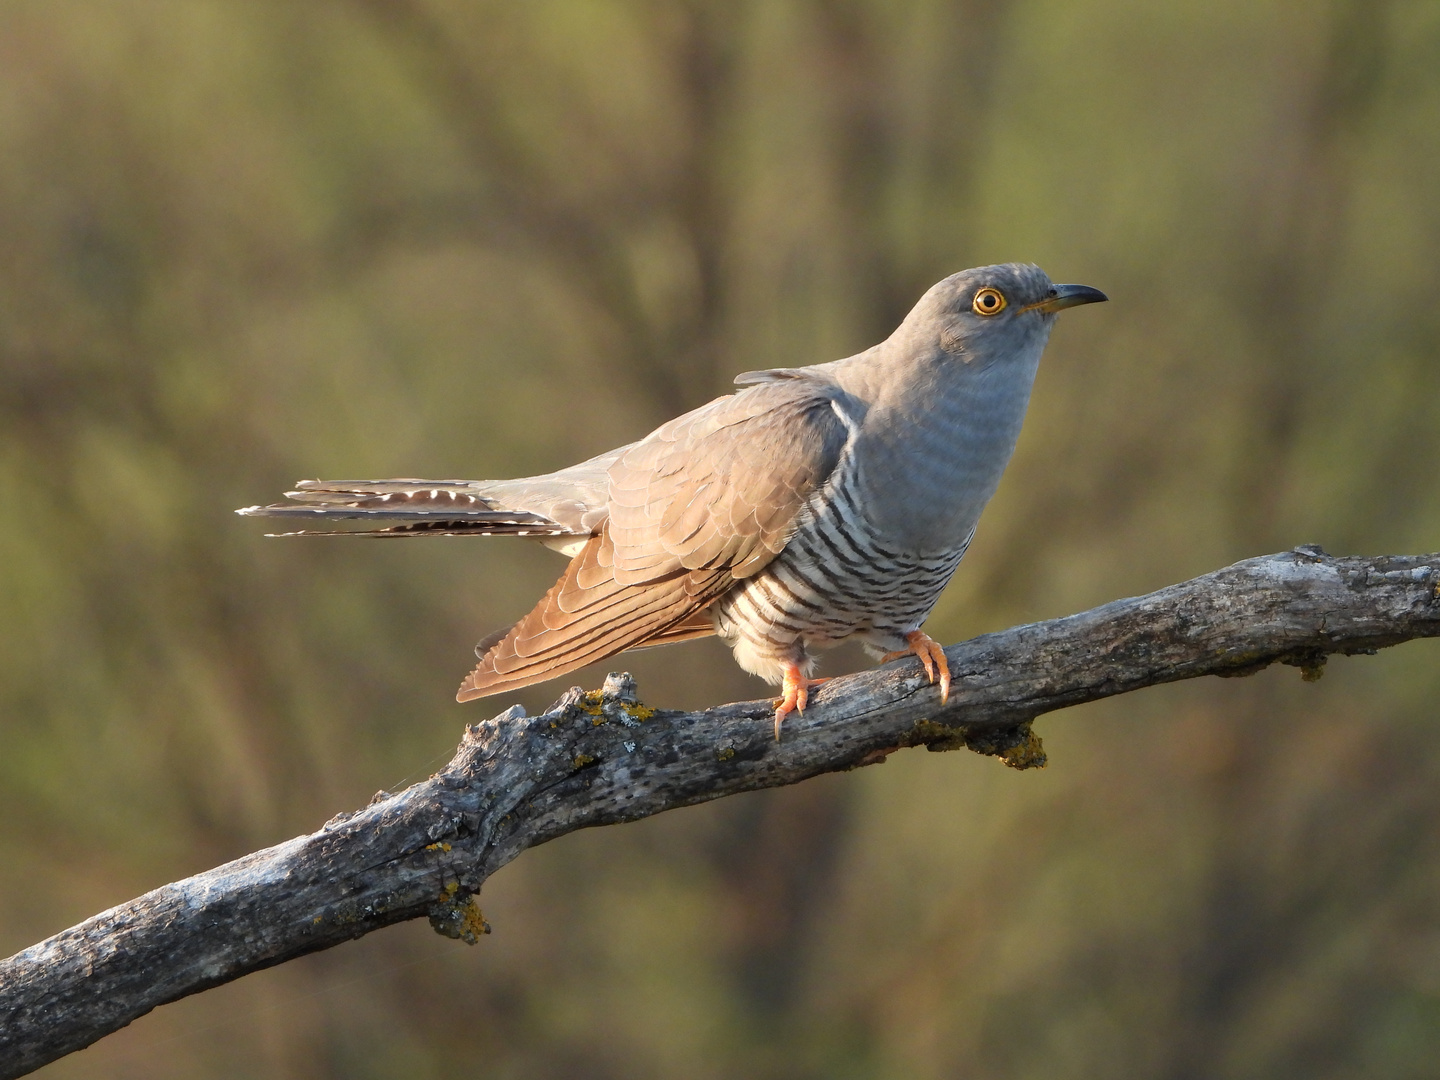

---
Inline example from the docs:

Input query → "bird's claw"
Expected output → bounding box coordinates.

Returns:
[773,667,830,740]
[883,630,951,703]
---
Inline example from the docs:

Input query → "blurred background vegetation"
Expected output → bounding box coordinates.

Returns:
[2,1,1439,1077]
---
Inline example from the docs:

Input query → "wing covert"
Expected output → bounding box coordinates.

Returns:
[606,378,852,586]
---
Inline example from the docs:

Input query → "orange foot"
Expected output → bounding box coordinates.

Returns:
[882,630,951,703]
[773,665,831,741]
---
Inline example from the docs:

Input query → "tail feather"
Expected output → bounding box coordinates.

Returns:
[236,479,587,539]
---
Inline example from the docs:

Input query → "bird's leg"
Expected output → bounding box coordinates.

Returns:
[773,665,830,741]
[882,630,951,703]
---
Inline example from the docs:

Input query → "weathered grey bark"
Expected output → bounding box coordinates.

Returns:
[2,547,1438,1078]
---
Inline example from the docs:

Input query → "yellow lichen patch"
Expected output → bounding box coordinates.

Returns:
[1280,649,1327,682]
[459,897,492,943]
[330,902,362,925]
[716,745,736,761]
[429,887,491,944]
[1213,648,1274,677]
[912,718,969,752]
[424,842,452,853]
[995,727,1048,770]
[914,718,1048,770]
[579,688,655,724]
[572,753,596,769]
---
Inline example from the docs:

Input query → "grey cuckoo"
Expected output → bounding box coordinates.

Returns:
[239,263,1106,737]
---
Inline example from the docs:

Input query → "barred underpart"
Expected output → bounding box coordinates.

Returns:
[712,463,972,684]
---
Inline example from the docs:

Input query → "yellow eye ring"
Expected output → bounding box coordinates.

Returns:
[972,287,1007,316]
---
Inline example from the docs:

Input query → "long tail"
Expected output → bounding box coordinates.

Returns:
[236,479,587,539]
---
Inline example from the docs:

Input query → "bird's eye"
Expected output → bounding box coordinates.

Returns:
[972,287,1007,316]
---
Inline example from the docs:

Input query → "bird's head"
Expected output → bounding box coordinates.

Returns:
[900,263,1108,369]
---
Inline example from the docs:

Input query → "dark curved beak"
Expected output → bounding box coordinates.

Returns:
[1023,283,1109,314]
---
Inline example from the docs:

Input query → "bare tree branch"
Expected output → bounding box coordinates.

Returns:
[2,547,1438,1078]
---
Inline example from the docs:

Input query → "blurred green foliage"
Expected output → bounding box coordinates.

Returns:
[3,1,1440,1077]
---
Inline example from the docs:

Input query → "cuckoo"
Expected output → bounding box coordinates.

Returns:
[239,263,1106,737]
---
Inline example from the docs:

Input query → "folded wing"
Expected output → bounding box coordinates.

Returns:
[458,377,853,700]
